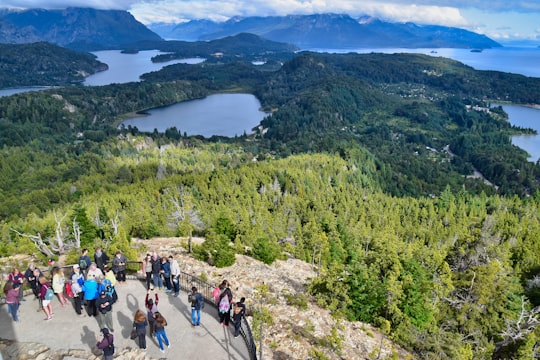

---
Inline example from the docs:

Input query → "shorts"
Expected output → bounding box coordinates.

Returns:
[42,299,51,307]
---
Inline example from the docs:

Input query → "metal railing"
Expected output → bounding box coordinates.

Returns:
[128,261,258,360]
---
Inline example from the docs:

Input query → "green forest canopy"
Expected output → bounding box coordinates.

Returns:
[1,50,540,358]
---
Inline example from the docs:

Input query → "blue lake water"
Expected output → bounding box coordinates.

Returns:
[120,93,268,138]
[83,50,204,86]
[500,105,540,163]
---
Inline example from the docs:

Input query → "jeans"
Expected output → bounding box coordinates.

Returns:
[145,272,152,290]
[191,308,201,325]
[152,273,162,288]
[172,277,180,296]
[7,302,19,322]
[163,273,171,291]
[155,329,169,350]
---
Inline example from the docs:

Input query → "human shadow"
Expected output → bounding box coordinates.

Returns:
[80,325,100,355]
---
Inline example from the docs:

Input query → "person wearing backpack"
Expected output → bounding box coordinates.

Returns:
[189,286,205,326]
[218,280,233,327]
[78,248,91,273]
[71,264,85,316]
[233,297,246,337]
[96,327,114,360]
[38,276,54,320]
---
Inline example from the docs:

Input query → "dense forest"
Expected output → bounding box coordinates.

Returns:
[2,48,540,358]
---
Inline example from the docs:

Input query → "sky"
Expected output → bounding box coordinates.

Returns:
[1,0,540,43]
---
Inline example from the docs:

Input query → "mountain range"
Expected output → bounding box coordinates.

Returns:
[151,13,501,49]
[0,8,500,51]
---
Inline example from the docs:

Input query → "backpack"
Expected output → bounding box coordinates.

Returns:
[234,303,243,315]
[79,257,88,270]
[188,292,195,304]
[219,294,230,313]
[45,286,54,300]
[65,281,74,298]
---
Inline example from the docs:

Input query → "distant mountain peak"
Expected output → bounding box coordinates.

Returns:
[150,13,501,49]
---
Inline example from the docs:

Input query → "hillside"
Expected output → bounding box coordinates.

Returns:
[0,7,162,50]
[0,42,108,88]
[151,13,501,49]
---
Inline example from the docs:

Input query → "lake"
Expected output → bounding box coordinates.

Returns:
[120,93,269,138]
[500,104,540,163]
[83,50,204,86]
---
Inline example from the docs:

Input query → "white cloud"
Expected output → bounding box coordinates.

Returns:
[1,0,136,10]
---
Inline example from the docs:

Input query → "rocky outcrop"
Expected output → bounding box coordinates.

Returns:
[0,339,154,360]
[140,237,414,359]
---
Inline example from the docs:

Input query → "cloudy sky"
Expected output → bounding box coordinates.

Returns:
[2,0,540,43]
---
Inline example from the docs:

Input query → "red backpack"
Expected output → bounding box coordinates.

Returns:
[65,281,74,298]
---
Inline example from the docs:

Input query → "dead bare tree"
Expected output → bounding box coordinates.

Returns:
[165,186,204,253]
[495,296,540,353]
[11,230,55,258]
[72,218,81,249]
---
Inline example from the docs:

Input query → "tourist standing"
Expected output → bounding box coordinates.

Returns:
[87,262,104,280]
[38,276,53,320]
[141,254,153,290]
[71,264,85,316]
[96,327,115,360]
[189,286,205,326]
[218,280,233,327]
[161,257,171,293]
[96,289,114,332]
[83,276,99,317]
[52,266,68,306]
[153,312,170,353]
[3,281,20,322]
[24,264,40,301]
[150,251,163,290]
[94,247,110,273]
[78,248,91,273]
[112,251,127,284]
[169,255,181,297]
[233,297,246,337]
[132,309,148,350]
[8,268,24,303]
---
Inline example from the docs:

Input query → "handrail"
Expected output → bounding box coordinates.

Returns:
[128,261,258,360]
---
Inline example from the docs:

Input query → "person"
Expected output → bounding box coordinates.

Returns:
[103,265,116,287]
[132,309,148,350]
[145,287,159,335]
[38,276,53,320]
[99,278,118,305]
[218,280,233,327]
[96,289,114,332]
[153,312,170,353]
[33,267,43,311]
[78,248,91,273]
[112,251,127,284]
[160,256,171,293]
[71,264,85,316]
[150,251,163,290]
[4,281,20,322]
[24,264,40,301]
[86,262,104,280]
[96,327,114,360]
[233,297,246,337]
[8,268,25,303]
[141,254,153,290]
[94,247,110,273]
[212,283,221,305]
[189,286,204,326]
[169,255,181,297]
[83,275,99,317]
[52,266,68,306]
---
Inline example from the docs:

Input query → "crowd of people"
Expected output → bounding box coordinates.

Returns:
[2,248,248,358]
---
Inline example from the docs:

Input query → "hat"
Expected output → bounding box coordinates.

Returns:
[101,328,109,335]
[100,290,106,296]
[73,264,80,269]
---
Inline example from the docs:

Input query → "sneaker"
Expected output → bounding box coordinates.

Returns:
[160,349,165,353]
[167,344,171,349]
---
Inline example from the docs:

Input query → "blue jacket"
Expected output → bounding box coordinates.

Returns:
[83,279,99,300]
[161,261,171,275]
